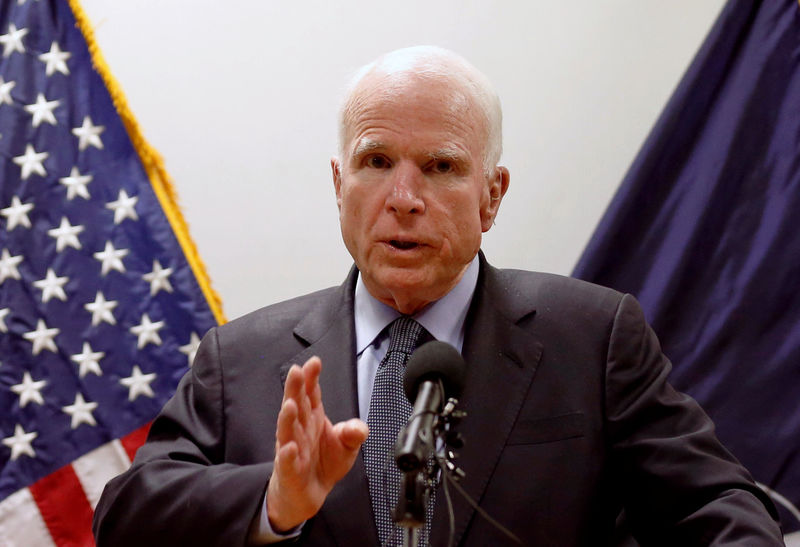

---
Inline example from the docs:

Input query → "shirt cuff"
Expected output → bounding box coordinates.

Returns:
[249,492,304,544]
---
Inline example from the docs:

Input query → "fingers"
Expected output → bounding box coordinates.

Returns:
[297,357,321,425]
[276,367,307,457]
[302,355,322,381]
[268,356,334,531]
[281,364,304,405]
[276,397,298,446]
[269,356,367,527]
[277,438,299,472]
[280,357,321,429]
[276,357,325,456]
[302,357,323,409]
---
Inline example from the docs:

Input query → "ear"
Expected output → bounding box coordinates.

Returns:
[331,157,343,210]
[480,166,510,232]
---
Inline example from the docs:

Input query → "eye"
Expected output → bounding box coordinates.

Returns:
[366,155,390,169]
[431,160,454,174]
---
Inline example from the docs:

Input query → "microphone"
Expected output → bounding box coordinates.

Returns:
[395,341,466,472]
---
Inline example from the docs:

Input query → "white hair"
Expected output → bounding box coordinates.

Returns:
[337,46,503,175]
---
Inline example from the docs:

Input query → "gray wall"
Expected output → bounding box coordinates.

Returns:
[80,1,727,319]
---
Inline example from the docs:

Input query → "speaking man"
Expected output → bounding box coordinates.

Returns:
[93,46,784,546]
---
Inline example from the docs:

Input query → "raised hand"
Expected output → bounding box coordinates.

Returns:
[266,356,369,531]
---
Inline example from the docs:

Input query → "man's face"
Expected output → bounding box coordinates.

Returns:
[332,75,508,314]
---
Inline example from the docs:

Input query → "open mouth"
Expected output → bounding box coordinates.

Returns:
[389,240,419,250]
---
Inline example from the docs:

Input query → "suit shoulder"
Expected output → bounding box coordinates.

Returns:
[488,266,626,319]
[214,286,339,341]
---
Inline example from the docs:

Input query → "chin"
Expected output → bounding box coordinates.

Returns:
[374,266,457,304]
[375,267,431,292]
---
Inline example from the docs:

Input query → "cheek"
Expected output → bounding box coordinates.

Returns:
[461,197,487,246]
[339,187,363,222]
[339,188,376,249]
[342,181,377,214]
[438,203,484,256]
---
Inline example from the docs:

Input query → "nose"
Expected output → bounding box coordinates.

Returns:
[385,162,425,215]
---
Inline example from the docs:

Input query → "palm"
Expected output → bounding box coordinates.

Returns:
[267,357,368,531]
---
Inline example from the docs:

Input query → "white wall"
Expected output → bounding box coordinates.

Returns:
[79,0,727,320]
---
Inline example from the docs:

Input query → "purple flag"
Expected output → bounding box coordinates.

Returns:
[574,0,800,538]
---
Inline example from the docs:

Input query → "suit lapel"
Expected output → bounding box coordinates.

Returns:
[430,258,544,546]
[279,268,379,545]
[275,259,543,545]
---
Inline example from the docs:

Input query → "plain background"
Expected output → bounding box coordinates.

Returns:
[79,1,728,320]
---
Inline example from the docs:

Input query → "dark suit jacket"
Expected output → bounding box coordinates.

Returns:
[93,257,783,546]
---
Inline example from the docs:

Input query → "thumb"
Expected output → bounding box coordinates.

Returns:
[334,419,369,451]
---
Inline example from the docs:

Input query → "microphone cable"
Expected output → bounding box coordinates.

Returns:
[435,448,523,546]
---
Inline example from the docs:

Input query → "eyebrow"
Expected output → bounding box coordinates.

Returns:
[351,138,384,158]
[352,139,466,163]
[429,147,464,162]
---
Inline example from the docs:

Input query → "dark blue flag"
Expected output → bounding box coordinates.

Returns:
[574,0,800,540]
[0,0,223,544]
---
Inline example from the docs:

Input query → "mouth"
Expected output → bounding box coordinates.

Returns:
[388,240,420,250]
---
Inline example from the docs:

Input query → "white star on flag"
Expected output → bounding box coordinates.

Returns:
[62,393,98,429]
[32,268,69,303]
[143,260,174,295]
[22,319,60,355]
[130,314,165,349]
[71,342,105,378]
[72,116,104,150]
[179,332,202,367]
[47,216,84,252]
[1,195,33,230]
[12,144,48,179]
[24,93,59,127]
[94,240,128,275]
[59,166,92,200]
[120,365,157,401]
[2,424,37,461]
[0,2,221,539]
[106,190,139,224]
[10,372,47,407]
[0,23,28,58]
[84,291,118,326]
[0,248,23,284]
[38,41,71,76]
[0,76,15,105]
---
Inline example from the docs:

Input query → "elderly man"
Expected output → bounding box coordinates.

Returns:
[93,47,783,546]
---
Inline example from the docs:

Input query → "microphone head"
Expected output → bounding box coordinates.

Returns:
[403,341,466,403]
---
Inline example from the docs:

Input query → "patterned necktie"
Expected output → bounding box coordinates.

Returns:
[364,316,432,546]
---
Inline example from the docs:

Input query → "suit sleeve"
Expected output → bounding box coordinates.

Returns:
[92,327,274,547]
[605,294,784,545]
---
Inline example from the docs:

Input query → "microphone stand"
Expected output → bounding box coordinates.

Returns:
[393,396,466,547]
[394,471,426,547]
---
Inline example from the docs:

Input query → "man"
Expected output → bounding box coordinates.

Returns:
[93,46,784,545]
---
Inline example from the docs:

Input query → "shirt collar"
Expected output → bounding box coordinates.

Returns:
[354,255,480,354]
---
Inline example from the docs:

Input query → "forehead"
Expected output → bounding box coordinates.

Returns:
[344,75,487,159]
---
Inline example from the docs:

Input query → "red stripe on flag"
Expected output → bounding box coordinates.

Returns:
[29,464,95,547]
[120,422,152,462]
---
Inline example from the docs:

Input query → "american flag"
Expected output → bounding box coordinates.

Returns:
[0,1,222,545]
